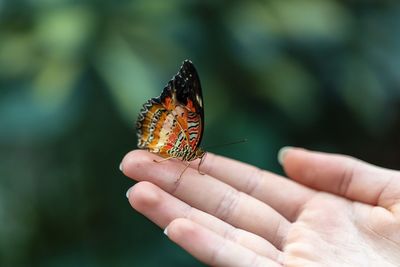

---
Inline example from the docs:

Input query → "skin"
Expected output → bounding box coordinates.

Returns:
[121,147,400,267]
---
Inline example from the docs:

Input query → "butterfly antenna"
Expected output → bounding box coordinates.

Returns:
[203,138,248,149]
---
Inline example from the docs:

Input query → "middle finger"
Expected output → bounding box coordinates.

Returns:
[128,181,282,260]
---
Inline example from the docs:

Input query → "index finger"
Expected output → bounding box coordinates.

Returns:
[121,150,290,249]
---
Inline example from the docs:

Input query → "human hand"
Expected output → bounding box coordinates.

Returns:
[121,148,400,266]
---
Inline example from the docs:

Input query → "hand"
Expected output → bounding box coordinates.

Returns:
[121,148,400,266]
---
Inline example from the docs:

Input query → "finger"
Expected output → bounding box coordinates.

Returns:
[165,218,282,267]
[122,150,291,249]
[281,147,400,209]
[196,152,315,221]
[127,181,282,261]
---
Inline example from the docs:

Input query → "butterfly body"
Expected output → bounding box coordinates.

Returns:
[136,60,205,164]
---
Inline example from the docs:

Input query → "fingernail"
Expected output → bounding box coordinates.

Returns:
[126,187,132,198]
[278,146,293,165]
[163,227,168,236]
[119,162,123,172]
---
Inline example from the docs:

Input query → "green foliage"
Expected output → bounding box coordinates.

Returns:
[1,0,400,266]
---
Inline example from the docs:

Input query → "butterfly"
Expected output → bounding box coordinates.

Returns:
[136,60,206,180]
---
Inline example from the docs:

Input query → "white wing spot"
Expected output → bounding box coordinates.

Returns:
[196,94,203,107]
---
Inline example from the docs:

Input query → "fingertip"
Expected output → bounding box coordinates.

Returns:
[121,149,193,187]
[122,149,153,166]
[278,146,307,165]
[279,147,314,182]
[121,149,156,177]
[281,148,352,188]
[277,146,294,165]
[166,218,197,241]
[129,181,162,211]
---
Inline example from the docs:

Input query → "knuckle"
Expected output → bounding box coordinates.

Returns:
[214,188,241,221]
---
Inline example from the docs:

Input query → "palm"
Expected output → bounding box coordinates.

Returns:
[122,148,400,266]
[286,193,400,266]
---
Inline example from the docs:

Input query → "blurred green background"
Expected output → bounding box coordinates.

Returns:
[1,0,400,266]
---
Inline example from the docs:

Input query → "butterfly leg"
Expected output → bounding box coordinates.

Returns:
[175,162,191,183]
[197,152,207,175]
[153,156,174,163]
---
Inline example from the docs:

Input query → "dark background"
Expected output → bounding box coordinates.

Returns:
[1,1,400,266]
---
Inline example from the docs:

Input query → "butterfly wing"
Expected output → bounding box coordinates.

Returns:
[136,60,204,159]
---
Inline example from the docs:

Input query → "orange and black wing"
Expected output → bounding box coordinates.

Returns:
[136,60,204,159]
